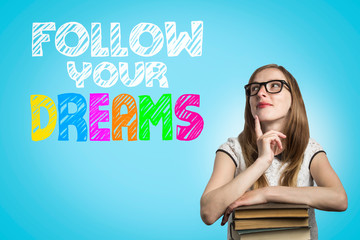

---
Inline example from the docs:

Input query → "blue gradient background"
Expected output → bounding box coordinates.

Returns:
[0,0,358,239]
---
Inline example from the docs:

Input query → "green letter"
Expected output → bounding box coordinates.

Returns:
[139,94,172,140]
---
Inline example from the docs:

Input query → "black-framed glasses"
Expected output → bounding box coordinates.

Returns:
[244,80,291,96]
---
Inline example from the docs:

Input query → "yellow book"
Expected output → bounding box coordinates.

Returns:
[234,217,309,230]
[235,208,308,219]
[240,228,310,240]
[234,203,309,219]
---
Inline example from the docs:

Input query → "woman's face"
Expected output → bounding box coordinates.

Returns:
[249,68,292,123]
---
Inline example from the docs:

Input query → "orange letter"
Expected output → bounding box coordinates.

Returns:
[112,94,138,141]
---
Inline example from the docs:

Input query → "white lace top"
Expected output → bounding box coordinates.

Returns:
[217,137,325,240]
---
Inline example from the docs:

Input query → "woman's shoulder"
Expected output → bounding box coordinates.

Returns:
[216,137,243,168]
[220,137,241,148]
[305,138,325,155]
[303,138,326,169]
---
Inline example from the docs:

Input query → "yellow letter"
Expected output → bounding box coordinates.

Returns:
[31,95,57,141]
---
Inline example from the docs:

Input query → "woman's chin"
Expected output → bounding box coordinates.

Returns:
[256,114,277,122]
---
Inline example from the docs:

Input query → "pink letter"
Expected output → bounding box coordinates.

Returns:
[175,94,203,141]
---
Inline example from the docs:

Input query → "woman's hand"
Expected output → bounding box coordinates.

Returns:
[255,115,286,164]
[220,188,268,226]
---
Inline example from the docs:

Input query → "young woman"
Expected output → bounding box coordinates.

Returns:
[200,64,347,240]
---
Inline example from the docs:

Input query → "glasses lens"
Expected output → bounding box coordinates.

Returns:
[266,81,283,93]
[249,83,260,96]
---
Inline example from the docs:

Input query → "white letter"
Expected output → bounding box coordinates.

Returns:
[91,23,109,57]
[110,23,128,57]
[165,21,203,57]
[129,23,163,57]
[32,22,55,56]
[55,22,89,57]
[93,62,118,88]
[119,62,144,87]
[145,62,168,88]
[67,61,92,88]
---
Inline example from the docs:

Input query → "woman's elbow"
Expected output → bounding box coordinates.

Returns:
[336,191,348,212]
[329,189,348,212]
[200,197,218,225]
[200,208,217,225]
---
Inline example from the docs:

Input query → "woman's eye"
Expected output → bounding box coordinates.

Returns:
[271,83,280,88]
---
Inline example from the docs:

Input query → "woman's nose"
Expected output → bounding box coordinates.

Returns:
[257,85,268,97]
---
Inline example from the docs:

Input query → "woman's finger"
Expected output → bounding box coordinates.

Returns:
[263,134,283,150]
[262,130,286,139]
[274,137,283,150]
[254,115,263,139]
[221,214,228,225]
[269,137,283,155]
[221,192,260,226]
[221,209,230,225]
[221,215,226,225]
[272,143,279,156]
[221,199,245,225]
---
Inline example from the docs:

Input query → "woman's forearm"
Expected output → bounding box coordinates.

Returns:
[265,186,348,211]
[201,159,269,225]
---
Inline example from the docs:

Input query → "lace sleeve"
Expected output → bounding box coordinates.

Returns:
[216,137,241,167]
[304,138,326,169]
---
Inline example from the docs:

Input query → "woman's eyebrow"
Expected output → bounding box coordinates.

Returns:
[252,79,286,83]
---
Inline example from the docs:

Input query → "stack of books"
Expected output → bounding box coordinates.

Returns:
[231,203,310,240]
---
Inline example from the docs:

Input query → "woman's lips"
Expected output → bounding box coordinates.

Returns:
[257,103,272,108]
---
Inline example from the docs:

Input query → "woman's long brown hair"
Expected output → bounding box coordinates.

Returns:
[238,64,310,188]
